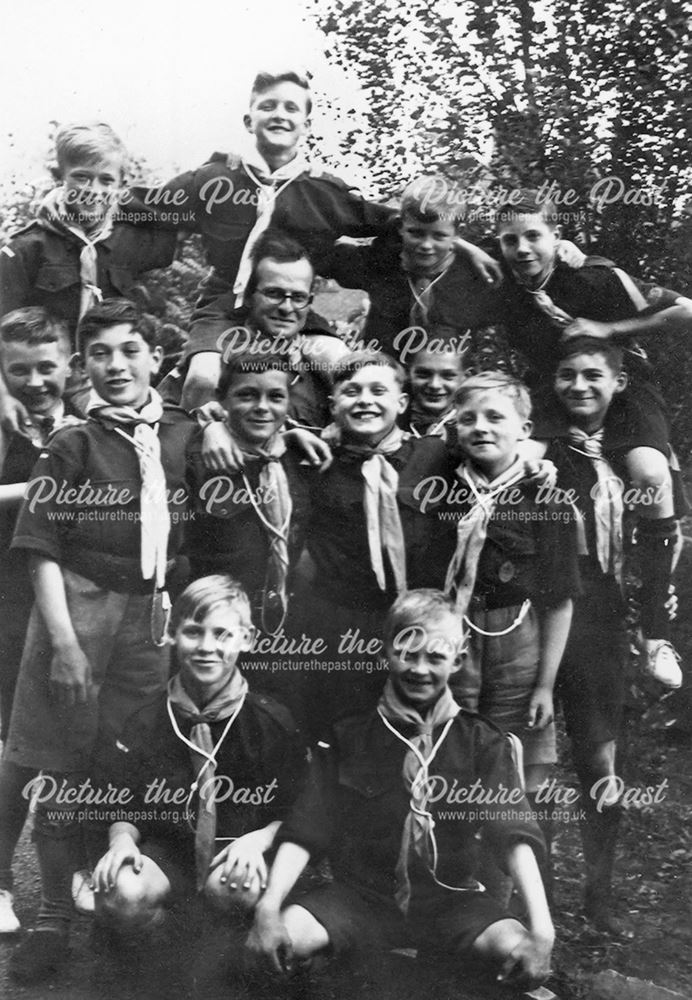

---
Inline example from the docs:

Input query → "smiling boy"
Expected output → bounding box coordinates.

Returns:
[443,372,579,892]
[90,575,303,956]
[293,350,457,735]
[495,190,692,678]
[402,345,466,441]
[187,352,312,645]
[246,590,553,991]
[0,308,82,935]
[0,123,177,430]
[545,338,660,932]
[5,298,196,983]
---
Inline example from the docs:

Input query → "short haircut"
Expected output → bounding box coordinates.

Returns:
[494,188,560,230]
[556,336,625,374]
[400,175,464,228]
[169,575,253,635]
[332,350,406,390]
[409,345,466,370]
[454,370,532,421]
[383,589,462,649]
[216,351,292,401]
[250,70,312,115]
[55,122,128,175]
[245,229,314,299]
[0,307,71,355]
[77,298,159,353]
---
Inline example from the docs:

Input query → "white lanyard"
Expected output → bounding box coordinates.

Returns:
[166,692,246,793]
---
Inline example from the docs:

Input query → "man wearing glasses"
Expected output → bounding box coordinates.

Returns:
[166,229,349,431]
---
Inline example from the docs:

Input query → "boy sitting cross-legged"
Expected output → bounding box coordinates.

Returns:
[246,589,553,990]
[4,298,196,983]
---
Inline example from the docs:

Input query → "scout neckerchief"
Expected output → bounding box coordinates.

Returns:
[401,249,454,328]
[340,426,408,594]
[378,678,476,913]
[568,426,624,583]
[238,433,293,636]
[167,670,248,891]
[444,457,527,618]
[39,188,115,319]
[408,403,456,439]
[232,149,311,307]
[85,388,170,589]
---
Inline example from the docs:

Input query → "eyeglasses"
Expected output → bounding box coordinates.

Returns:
[256,287,313,308]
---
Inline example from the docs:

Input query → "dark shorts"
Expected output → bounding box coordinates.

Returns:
[287,592,389,739]
[294,879,512,959]
[556,572,628,746]
[452,603,557,767]
[4,570,171,772]
[533,381,669,456]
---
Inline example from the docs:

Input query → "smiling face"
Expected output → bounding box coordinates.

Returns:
[409,349,464,416]
[61,152,124,232]
[248,256,314,341]
[222,369,290,449]
[554,351,626,432]
[1,340,71,417]
[497,212,560,288]
[400,213,457,276]
[455,388,531,478]
[387,610,463,711]
[175,604,254,704]
[243,81,310,163]
[331,364,408,445]
[83,324,162,408]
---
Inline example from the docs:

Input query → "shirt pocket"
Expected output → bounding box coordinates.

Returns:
[106,264,135,295]
[337,759,392,800]
[34,263,79,293]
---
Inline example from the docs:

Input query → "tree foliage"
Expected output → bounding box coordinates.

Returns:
[307,0,692,444]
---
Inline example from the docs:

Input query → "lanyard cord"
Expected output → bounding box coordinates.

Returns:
[240,470,291,541]
[377,711,484,894]
[167,692,246,833]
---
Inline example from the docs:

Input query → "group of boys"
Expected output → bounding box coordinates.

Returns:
[0,66,690,993]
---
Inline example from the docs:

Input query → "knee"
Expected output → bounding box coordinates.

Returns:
[203,867,261,914]
[95,858,169,932]
[627,450,671,493]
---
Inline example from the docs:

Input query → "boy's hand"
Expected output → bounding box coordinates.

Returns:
[527,686,554,730]
[92,832,142,894]
[245,906,294,976]
[556,239,587,268]
[523,459,557,489]
[455,239,503,285]
[49,642,92,706]
[182,352,221,412]
[283,428,333,470]
[202,421,245,472]
[0,393,31,437]
[561,317,611,341]
[211,830,271,897]
[498,931,553,989]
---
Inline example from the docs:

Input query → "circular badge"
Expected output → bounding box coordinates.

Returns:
[498,560,516,583]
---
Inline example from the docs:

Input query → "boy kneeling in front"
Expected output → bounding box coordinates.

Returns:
[246,589,554,990]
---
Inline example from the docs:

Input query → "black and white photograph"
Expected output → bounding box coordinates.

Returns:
[0,1,691,998]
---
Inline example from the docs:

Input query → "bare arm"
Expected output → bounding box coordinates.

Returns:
[498,841,554,986]
[245,841,312,974]
[528,598,572,730]
[30,553,92,706]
